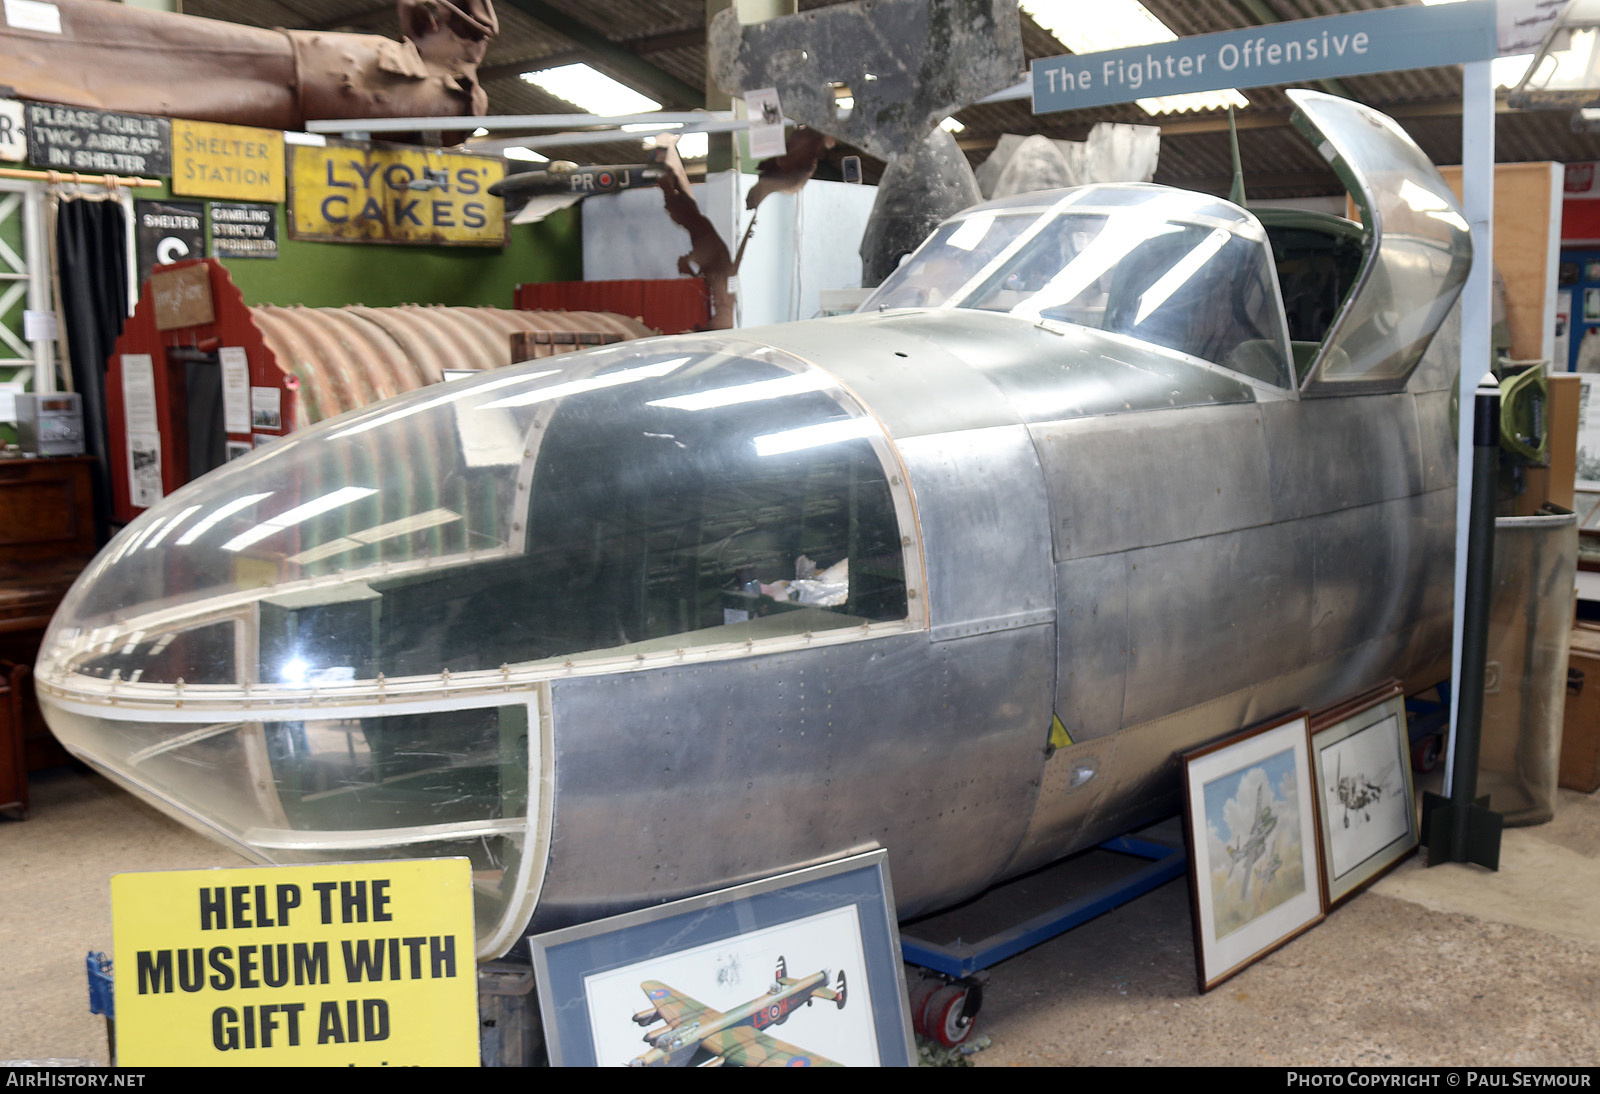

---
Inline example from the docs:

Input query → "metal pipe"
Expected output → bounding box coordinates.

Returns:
[1423,372,1505,868]
[0,167,160,188]
[1454,376,1499,808]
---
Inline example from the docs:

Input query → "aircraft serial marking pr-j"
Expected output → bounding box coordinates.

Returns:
[35,90,1470,957]
[628,957,846,1067]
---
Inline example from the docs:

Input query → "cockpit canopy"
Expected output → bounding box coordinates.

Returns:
[863,184,1296,390]
[861,89,1473,401]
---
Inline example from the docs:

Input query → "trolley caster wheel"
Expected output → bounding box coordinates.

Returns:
[1412,732,1442,773]
[923,984,980,1048]
[907,978,943,1038]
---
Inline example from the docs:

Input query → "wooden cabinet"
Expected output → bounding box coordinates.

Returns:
[1564,623,1600,793]
[0,456,97,803]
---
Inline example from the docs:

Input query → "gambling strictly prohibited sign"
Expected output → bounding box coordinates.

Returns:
[110,860,478,1065]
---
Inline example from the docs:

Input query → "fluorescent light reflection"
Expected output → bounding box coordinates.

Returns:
[1398,179,1469,232]
[1015,219,1182,321]
[505,147,549,163]
[106,518,166,565]
[221,487,378,553]
[754,417,877,456]
[520,64,661,115]
[948,214,996,252]
[481,357,693,410]
[144,504,202,550]
[648,371,835,412]
[288,508,462,565]
[329,371,556,440]
[1134,228,1230,324]
[174,494,272,547]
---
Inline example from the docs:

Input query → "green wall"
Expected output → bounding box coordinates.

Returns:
[141,181,582,310]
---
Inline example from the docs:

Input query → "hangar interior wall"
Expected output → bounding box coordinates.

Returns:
[131,180,583,311]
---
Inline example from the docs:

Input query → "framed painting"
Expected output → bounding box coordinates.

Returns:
[1310,680,1418,908]
[1181,710,1324,993]
[529,849,916,1067]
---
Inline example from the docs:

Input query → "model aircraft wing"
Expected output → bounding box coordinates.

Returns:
[640,980,713,1027]
[701,1025,844,1067]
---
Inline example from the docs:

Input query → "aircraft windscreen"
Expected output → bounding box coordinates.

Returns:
[959,199,1292,387]
[862,186,1293,389]
[864,212,1034,309]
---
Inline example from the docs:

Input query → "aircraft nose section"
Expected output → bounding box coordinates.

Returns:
[35,334,907,956]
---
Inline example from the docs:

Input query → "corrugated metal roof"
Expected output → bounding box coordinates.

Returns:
[159,0,1600,196]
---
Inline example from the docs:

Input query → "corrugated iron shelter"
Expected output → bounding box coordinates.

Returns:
[105,258,653,522]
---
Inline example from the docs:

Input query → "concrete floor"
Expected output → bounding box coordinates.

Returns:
[2,764,1597,1067]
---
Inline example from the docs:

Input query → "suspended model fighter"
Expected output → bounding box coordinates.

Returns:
[36,92,1469,957]
[628,957,847,1067]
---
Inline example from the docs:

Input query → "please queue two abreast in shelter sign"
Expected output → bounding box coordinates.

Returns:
[111,859,478,1066]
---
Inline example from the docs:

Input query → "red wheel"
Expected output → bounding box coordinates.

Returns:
[908,979,943,1038]
[1412,733,1443,773]
[926,985,976,1048]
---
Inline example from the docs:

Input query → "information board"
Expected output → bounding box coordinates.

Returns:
[135,199,204,287]
[289,139,505,247]
[0,98,26,163]
[210,202,279,259]
[173,119,286,203]
[1031,0,1496,114]
[111,859,479,1066]
[23,101,170,175]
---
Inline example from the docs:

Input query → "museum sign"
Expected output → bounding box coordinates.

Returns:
[172,119,286,204]
[288,139,505,247]
[22,101,170,175]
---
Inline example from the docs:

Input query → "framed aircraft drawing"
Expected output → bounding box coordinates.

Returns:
[1181,710,1324,993]
[529,849,916,1067]
[1309,680,1418,909]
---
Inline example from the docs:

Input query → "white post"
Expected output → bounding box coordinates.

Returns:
[1446,58,1496,795]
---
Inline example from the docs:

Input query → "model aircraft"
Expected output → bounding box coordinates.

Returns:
[488,162,669,200]
[34,91,1469,957]
[627,956,846,1067]
[487,161,671,225]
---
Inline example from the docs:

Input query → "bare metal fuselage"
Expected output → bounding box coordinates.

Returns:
[525,306,1456,929]
[36,90,1465,952]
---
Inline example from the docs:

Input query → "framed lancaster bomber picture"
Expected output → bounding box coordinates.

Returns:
[1181,710,1324,993]
[1309,680,1417,908]
[529,849,916,1067]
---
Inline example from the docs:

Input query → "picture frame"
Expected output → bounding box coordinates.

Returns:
[529,849,916,1067]
[1309,680,1418,909]
[1181,710,1324,993]
[1577,374,1600,490]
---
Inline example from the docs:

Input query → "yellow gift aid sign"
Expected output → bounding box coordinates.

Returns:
[111,859,479,1066]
